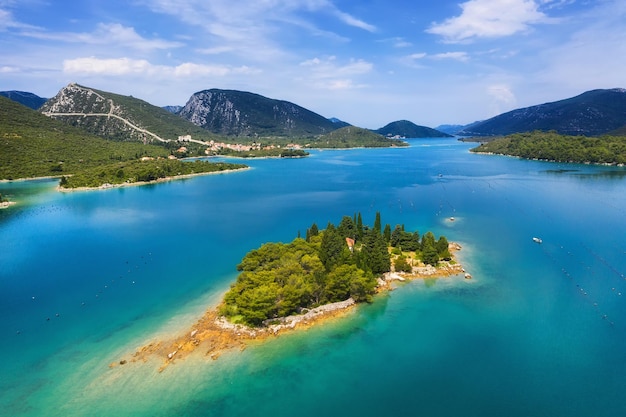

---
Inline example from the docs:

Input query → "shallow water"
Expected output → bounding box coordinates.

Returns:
[1,139,626,416]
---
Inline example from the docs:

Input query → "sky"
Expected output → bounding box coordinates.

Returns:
[1,0,625,128]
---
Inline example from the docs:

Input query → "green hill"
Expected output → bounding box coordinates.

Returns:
[470,131,626,165]
[40,83,223,144]
[375,120,452,138]
[317,126,407,148]
[0,95,169,180]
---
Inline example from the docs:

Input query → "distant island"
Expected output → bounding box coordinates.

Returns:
[0,192,16,209]
[119,212,466,371]
[470,131,626,165]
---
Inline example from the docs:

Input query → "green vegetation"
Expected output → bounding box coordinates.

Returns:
[471,131,626,165]
[210,147,309,158]
[317,126,408,148]
[59,159,247,189]
[375,120,452,138]
[220,212,451,326]
[0,96,171,180]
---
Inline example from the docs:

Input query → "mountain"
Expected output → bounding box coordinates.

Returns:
[459,88,626,137]
[375,120,452,138]
[0,95,168,180]
[328,117,351,128]
[162,105,183,114]
[317,126,407,148]
[40,83,219,143]
[178,89,338,137]
[0,91,47,109]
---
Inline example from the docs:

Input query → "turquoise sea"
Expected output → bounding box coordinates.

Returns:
[2,138,626,416]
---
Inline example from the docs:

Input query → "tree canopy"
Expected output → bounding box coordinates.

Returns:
[220,212,451,326]
[471,131,626,165]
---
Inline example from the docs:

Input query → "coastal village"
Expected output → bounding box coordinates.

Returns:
[176,134,304,156]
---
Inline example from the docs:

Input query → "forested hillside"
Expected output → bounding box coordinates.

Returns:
[471,131,626,165]
[0,95,169,180]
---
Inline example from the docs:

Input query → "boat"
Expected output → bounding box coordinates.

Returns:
[532,237,542,244]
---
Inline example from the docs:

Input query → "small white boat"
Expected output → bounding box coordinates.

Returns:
[532,237,542,244]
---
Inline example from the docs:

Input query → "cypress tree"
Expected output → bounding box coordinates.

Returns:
[373,211,382,235]
[383,224,391,243]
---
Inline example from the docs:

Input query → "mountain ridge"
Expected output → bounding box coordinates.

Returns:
[178,88,338,137]
[459,88,626,137]
[0,91,47,110]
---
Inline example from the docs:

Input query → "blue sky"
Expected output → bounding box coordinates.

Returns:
[1,0,625,128]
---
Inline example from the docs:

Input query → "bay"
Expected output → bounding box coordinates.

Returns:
[1,138,626,416]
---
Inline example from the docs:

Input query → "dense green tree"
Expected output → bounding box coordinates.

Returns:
[319,225,351,272]
[383,224,391,243]
[390,225,420,251]
[421,231,436,251]
[436,236,452,260]
[360,229,391,274]
[394,255,412,273]
[221,214,449,326]
[337,215,357,240]
[305,222,319,242]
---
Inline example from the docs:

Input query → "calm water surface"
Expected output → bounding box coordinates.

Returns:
[1,139,626,416]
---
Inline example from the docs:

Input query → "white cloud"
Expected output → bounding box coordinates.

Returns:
[62,57,259,79]
[332,9,376,32]
[427,0,552,42]
[142,0,375,59]
[0,7,39,31]
[63,57,154,76]
[298,56,372,90]
[488,84,516,104]
[431,52,470,62]
[402,51,469,67]
[0,65,19,73]
[21,23,182,51]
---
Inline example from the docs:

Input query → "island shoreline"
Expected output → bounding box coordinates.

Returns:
[115,244,468,372]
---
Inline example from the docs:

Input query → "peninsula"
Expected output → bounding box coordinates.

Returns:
[117,212,467,371]
[57,158,248,190]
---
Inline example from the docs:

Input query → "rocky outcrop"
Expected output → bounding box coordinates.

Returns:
[178,89,337,137]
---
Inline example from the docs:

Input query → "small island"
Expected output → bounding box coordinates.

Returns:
[0,192,16,209]
[120,212,466,371]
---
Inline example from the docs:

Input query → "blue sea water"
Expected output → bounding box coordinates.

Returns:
[1,139,626,416]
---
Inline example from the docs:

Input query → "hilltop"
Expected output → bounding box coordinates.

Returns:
[0,95,169,180]
[459,88,626,137]
[178,88,338,137]
[40,83,221,145]
[375,120,452,138]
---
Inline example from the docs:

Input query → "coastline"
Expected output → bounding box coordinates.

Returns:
[115,244,467,372]
[56,167,251,193]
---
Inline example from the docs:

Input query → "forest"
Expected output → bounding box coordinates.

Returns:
[219,213,451,326]
[470,131,626,165]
